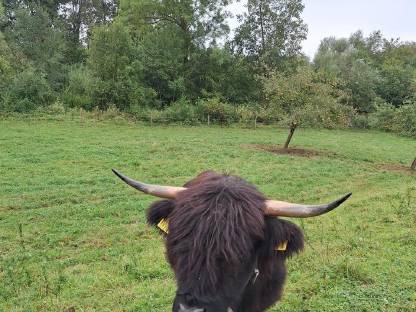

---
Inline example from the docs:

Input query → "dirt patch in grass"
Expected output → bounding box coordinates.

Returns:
[377,163,415,175]
[243,144,331,158]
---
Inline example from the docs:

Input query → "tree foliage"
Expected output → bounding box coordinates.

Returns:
[234,0,307,70]
[314,31,416,113]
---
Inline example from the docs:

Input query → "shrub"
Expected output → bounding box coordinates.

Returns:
[197,97,237,125]
[1,69,54,112]
[391,103,416,137]
[146,109,167,124]
[42,101,66,115]
[370,102,397,132]
[370,100,416,137]
[163,98,199,125]
[351,114,371,129]
[62,66,96,110]
[235,105,255,124]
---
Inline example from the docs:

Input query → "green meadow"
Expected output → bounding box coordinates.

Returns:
[0,119,415,312]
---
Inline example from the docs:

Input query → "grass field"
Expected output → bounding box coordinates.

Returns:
[0,119,415,312]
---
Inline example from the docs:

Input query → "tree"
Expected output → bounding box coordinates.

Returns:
[377,43,416,107]
[59,0,118,45]
[87,21,145,110]
[120,0,231,62]
[263,66,353,148]
[119,0,233,102]
[2,68,55,112]
[314,34,381,113]
[3,0,118,64]
[4,5,68,90]
[315,31,416,112]
[234,0,307,71]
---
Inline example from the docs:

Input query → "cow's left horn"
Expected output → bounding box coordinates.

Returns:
[112,169,186,199]
[264,193,352,218]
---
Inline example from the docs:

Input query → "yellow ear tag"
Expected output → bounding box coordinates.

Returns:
[157,218,169,234]
[275,241,288,251]
[157,218,287,251]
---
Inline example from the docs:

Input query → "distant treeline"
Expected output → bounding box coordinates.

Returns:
[0,1,415,137]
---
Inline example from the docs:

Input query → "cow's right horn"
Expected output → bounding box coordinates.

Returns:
[264,193,352,218]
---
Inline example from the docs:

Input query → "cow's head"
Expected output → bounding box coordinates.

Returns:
[113,169,351,312]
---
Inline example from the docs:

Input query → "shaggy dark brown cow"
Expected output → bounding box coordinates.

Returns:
[113,169,351,312]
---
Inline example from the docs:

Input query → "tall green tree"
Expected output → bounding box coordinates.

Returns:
[377,43,416,107]
[314,34,381,113]
[113,0,236,105]
[120,0,231,62]
[234,0,307,71]
[315,31,416,111]
[60,0,118,45]
[4,5,68,90]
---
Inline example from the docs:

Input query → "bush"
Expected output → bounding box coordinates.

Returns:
[42,101,66,115]
[62,66,96,110]
[370,101,416,137]
[370,102,397,132]
[163,98,199,125]
[146,109,167,124]
[391,103,416,137]
[235,105,255,124]
[1,69,55,112]
[197,97,237,125]
[351,114,371,129]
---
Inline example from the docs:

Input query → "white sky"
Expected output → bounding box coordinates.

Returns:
[227,0,416,59]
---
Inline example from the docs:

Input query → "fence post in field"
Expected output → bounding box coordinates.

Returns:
[207,114,210,126]
[411,158,416,170]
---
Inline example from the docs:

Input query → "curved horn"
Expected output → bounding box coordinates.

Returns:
[112,169,186,199]
[265,193,352,218]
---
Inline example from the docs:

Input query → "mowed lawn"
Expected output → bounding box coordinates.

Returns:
[0,119,415,312]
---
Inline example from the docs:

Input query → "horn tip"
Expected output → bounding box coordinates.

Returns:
[344,192,352,200]
[334,192,352,207]
[112,168,126,181]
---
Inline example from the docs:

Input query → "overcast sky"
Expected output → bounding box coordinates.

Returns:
[227,0,416,59]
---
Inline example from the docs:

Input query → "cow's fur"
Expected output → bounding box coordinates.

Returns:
[147,171,304,312]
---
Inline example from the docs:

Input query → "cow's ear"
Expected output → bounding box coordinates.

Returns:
[147,199,175,226]
[263,218,304,258]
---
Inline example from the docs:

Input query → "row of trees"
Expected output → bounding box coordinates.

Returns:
[1,0,415,138]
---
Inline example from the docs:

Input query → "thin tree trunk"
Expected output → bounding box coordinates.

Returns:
[411,158,416,170]
[284,122,298,149]
[259,0,265,54]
